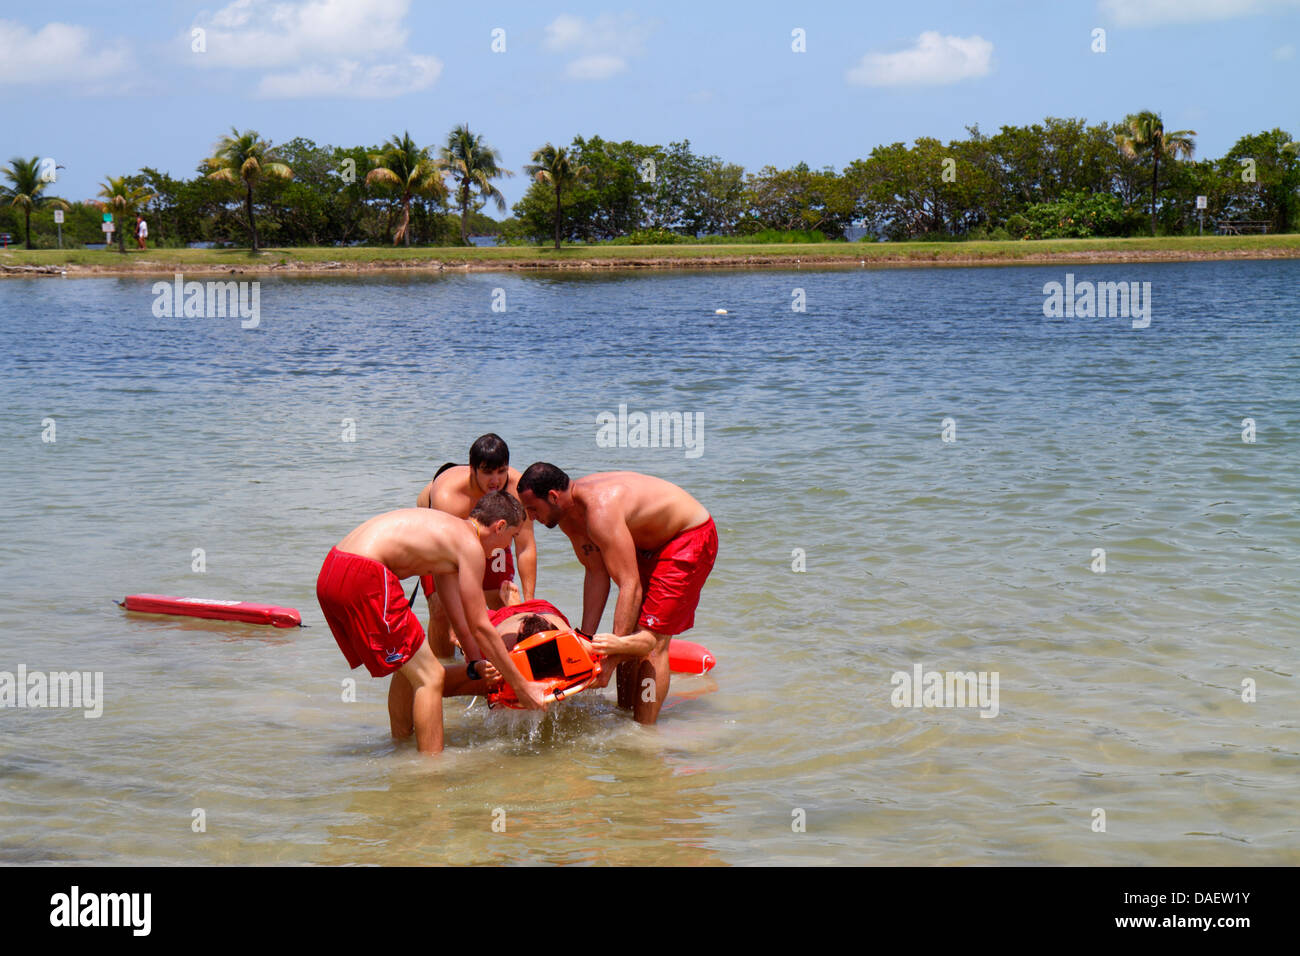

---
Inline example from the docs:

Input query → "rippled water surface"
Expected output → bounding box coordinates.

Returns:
[1,261,1297,865]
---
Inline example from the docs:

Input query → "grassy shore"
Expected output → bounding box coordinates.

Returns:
[3,234,1299,277]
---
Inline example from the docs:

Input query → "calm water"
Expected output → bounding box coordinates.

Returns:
[1,261,1297,865]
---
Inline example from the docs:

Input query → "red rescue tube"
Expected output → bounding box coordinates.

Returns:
[121,594,302,628]
[668,639,716,675]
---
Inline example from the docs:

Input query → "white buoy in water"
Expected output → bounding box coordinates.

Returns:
[715,308,728,315]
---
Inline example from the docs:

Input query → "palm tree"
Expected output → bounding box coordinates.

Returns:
[95,177,157,254]
[1,156,70,249]
[365,131,447,246]
[439,125,512,244]
[524,144,590,250]
[204,128,293,252]
[1115,111,1197,236]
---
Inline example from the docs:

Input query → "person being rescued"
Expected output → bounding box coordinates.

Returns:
[424,598,590,705]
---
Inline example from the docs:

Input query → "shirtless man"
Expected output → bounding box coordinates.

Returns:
[416,434,538,657]
[316,492,547,754]
[515,465,718,725]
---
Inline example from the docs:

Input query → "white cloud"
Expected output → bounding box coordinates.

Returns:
[0,19,132,87]
[187,0,438,97]
[543,14,590,52]
[1098,0,1300,26]
[257,53,442,97]
[192,0,410,68]
[566,54,627,80]
[846,32,993,87]
[543,13,653,80]
[1275,42,1296,59]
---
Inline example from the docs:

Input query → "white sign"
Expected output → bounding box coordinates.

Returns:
[1196,195,1207,210]
[53,209,64,224]
[102,221,115,233]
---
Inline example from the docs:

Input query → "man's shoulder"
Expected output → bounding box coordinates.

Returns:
[423,510,475,549]
[579,470,654,490]
[432,463,469,486]
[432,471,473,513]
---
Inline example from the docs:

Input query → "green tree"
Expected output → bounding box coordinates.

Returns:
[203,128,294,251]
[846,141,958,239]
[365,131,446,246]
[95,176,156,253]
[1,156,70,249]
[743,163,856,238]
[1219,129,1300,233]
[1115,111,1197,236]
[440,125,511,244]
[524,144,590,249]
[641,140,747,237]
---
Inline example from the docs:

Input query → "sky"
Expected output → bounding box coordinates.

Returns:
[3,0,1297,208]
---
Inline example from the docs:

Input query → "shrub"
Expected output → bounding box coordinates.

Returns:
[698,228,828,244]
[1006,191,1128,239]
[608,228,689,245]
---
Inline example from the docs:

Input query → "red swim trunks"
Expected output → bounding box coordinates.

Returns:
[636,518,718,635]
[317,547,426,677]
[488,599,570,629]
[419,546,514,599]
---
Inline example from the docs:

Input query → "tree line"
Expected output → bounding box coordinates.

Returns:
[3,112,1297,251]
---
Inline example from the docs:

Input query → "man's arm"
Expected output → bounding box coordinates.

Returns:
[433,569,483,659]
[585,505,651,650]
[430,482,461,515]
[416,481,433,508]
[571,535,610,634]
[441,556,547,711]
[515,519,537,602]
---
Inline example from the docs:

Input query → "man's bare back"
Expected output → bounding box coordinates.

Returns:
[337,508,481,580]
[554,472,709,550]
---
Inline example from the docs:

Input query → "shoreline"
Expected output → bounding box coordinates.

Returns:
[4,239,1299,278]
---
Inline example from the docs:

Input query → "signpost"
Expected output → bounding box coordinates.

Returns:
[102,212,115,247]
[54,208,64,249]
[1196,195,1207,236]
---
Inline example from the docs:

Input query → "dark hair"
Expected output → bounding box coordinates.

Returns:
[517,462,570,499]
[517,614,556,640]
[469,490,524,527]
[469,434,509,472]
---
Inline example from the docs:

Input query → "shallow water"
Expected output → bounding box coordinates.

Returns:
[1,261,1297,865]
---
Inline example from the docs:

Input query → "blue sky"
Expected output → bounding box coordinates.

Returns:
[3,0,1296,207]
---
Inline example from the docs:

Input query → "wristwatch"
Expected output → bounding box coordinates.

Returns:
[467,659,484,680]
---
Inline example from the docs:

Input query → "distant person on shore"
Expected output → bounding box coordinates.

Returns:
[515,465,717,725]
[415,434,537,657]
[135,216,147,250]
[316,492,548,754]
